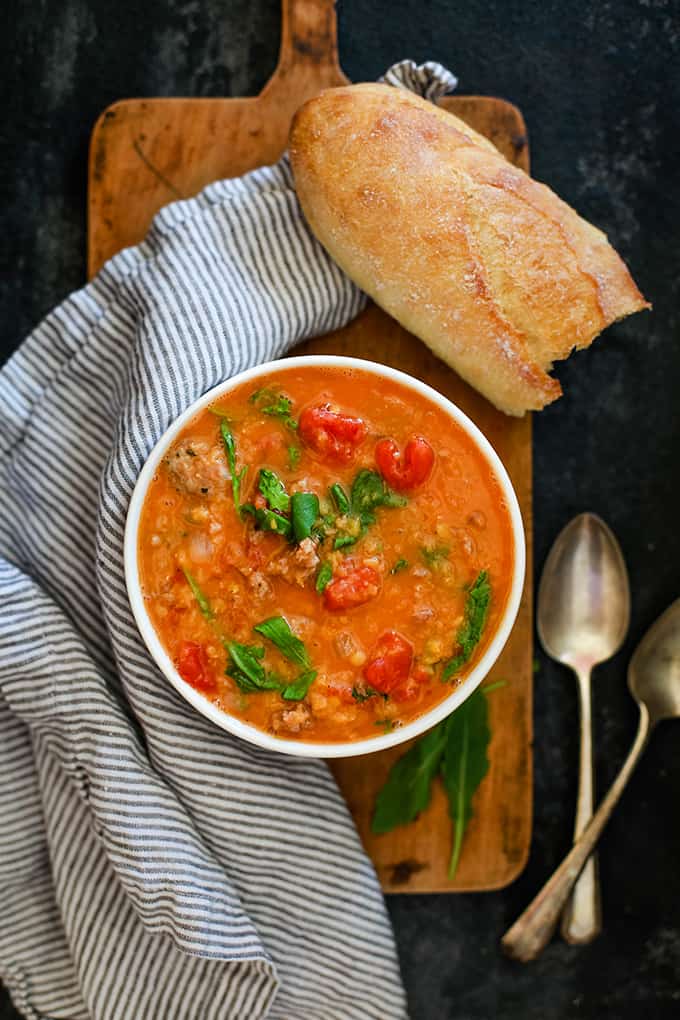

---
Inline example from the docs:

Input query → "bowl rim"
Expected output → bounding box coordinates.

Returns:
[124,354,526,759]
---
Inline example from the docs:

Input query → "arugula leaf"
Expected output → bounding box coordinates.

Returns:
[325,471,407,551]
[281,669,317,701]
[371,683,498,877]
[442,571,491,680]
[258,468,290,513]
[181,567,214,621]
[351,469,407,527]
[226,641,282,693]
[371,723,449,834]
[288,445,301,470]
[421,545,450,568]
[291,492,320,543]
[329,482,351,515]
[249,388,298,430]
[253,616,311,669]
[351,685,385,703]
[390,558,409,574]
[241,503,292,539]
[440,688,491,878]
[220,420,247,511]
[316,562,333,593]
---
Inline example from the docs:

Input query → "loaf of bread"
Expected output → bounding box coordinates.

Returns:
[289,84,649,416]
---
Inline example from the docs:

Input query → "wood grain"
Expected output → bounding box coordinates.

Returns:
[88,0,533,892]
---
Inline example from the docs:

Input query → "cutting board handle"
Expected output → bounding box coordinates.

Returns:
[264,0,346,92]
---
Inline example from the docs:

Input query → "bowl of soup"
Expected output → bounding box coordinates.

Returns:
[125,356,525,757]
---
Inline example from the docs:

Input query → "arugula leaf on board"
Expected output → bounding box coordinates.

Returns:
[258,468,290,513]
[181,568,214,622]
[249,388,298,430]
[442,570,491,681]
[371,723,449,834]
[371,684,499,878]
[220,420,247,511]
[440,688,491,878]
[315,562,333,593]
[253,616,311,669]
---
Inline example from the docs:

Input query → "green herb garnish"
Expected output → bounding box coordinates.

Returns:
[226,642,282,693]
[351,685,385,703]
[375,719,394,734]
[241,503,292,538]
[442,571,491,681]
[315,562,333,593]
[351,469,406,524]
[253,616,311,669]
[421,545,450,568]
[220,420,247,511]
[333,534,359,551]
[249,388,298,430]
[371,684,497,878]
[288,445,301,470]
[330,470,407,551]
[329,482,351,515]
[181,568,214,622]
[281,670,317,701]
[291,492,320,543]
[258,468,290,513]
[390,558,409,575]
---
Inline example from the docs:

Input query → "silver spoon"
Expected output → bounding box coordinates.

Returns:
[502,597,680,961]
[537,513,630,944]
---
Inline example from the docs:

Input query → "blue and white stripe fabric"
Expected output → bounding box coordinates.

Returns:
[0,61,457,1020]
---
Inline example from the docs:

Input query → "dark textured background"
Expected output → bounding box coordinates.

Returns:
[2,1,679,1017]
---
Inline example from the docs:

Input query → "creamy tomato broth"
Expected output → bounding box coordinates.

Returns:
[138,365,514,742]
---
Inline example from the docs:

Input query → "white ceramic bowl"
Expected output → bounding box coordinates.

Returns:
[125,355,525,758]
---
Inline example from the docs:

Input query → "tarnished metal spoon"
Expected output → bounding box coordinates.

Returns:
[537,513,630,944]
[503,598,680,961]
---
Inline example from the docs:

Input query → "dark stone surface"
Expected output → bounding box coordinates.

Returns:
[2,1,679,1017]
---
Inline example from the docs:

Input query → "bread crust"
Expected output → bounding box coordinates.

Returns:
[289,83,649,416]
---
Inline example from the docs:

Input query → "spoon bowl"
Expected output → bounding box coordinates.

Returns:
[629,598,680,724]
[538,512,630,671]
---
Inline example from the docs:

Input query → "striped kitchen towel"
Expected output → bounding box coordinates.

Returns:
[0,60,457,1020]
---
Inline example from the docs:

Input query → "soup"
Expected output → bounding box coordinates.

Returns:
[137,364,514,743]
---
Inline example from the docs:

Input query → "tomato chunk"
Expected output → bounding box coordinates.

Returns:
[323,564,381,611]
[375,436,434,492]
[299,404,367,462]
[177,640,215,692]
[363,631,414,694]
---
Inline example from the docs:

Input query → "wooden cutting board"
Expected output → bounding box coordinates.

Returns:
[88,0,533,892]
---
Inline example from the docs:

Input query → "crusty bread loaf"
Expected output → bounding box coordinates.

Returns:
[289,84,649,416]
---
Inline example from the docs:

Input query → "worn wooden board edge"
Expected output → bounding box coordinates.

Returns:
[86,63,534,892]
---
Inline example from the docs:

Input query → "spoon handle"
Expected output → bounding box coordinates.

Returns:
[561,665,601,944]
[501,706,651,962]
